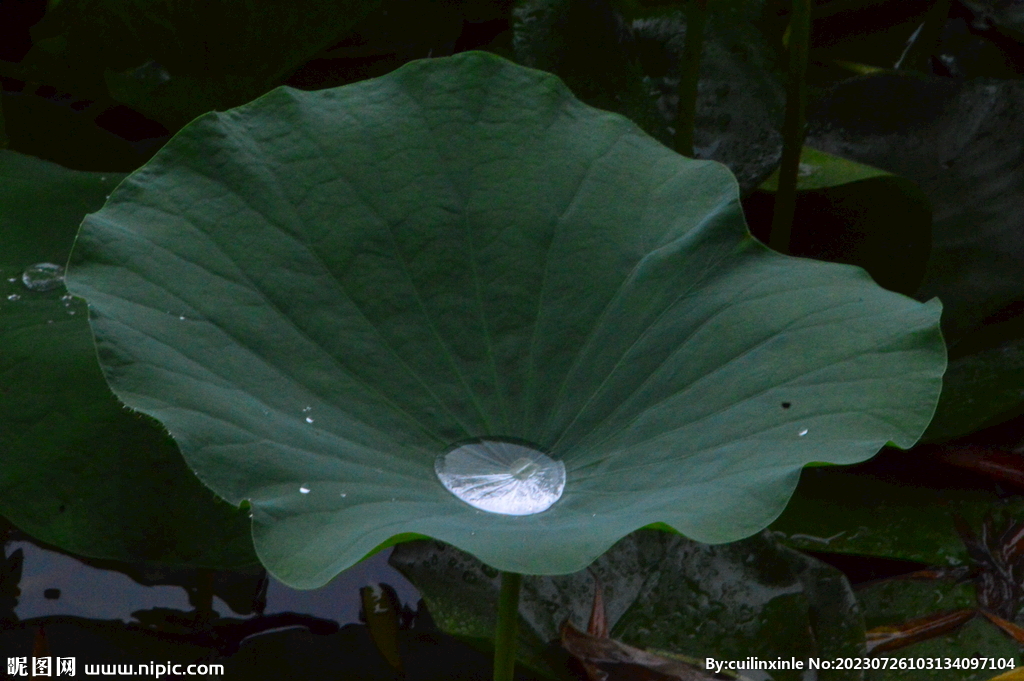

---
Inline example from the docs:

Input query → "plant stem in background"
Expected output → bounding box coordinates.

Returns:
[674,0,708,158]
[894,0,953,72]
[0,97,7,150]
[769,0,812,253]
[190,569,215,617]
[494,571,522,681]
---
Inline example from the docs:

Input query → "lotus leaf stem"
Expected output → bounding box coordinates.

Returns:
[770,0,811,253]
[494,571,522,681]
[675,0,708,158]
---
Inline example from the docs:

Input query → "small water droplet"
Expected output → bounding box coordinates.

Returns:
[340,493,347,498]
[302,406,312,412]
[305,417,314,424]
[22,262,65,291]
[299,486,310,494]
[100,176,107,181]
[798,163,820,177]
[6,293,20,301]
[6,277,16,283]
[60,294,73,305]
[798,428,808,436]
[67,310,75,315]
[435,440,565,515]
[178,316,185,320]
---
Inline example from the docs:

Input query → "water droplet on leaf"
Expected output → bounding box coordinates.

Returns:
[798,429,808,436]
[305,417,314,424]
[6,294,20,301]
[299,486,310,494]
[22,263,65,291]
[435,440,565,515]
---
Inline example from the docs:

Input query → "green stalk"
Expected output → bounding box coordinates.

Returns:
[769,0,812,253]
[0,96,7,150]
[494,571,522,681]
[895,0,952,72]
[675,0,708,158]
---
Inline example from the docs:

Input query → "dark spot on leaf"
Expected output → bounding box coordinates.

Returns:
[43,588,60,600]
[781,402,792,409]
[58,505,65,513]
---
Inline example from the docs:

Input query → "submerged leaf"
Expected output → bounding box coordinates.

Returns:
[560,620,720,681]
[66,51,944,586]
[392,530,867,676]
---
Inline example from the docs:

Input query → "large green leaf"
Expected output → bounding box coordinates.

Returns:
[0,149,255,567]
[66,52,945,588]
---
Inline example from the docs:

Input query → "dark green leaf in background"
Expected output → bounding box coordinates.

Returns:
[21,0,384,130]
[391,530,867,680]
[859,578,1019,679]
[745,146,932,296]
[0,149,255,568]
[807,73,1024,442]
[771,466,1024,566]
[808,73,1024,345]
[66,52,944,588]
[514,0,786,192]
[924,336,1024,443]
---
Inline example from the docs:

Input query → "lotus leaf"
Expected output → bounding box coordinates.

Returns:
[66,51,945,588]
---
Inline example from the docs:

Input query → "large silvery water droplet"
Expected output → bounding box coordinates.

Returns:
[22,263,65,292]
[435,440,565,516]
